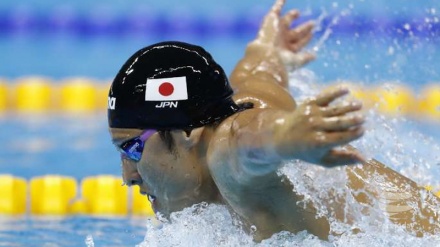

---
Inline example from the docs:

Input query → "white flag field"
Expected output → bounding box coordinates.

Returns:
[145,76,188,101]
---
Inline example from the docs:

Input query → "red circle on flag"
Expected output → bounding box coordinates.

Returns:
[158,82,174,96]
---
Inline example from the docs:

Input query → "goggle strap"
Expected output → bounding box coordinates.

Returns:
[139,129,156,142]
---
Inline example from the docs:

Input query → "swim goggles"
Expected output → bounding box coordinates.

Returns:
[119,129,156,161]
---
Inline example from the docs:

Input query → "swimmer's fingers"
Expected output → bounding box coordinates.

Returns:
[271,0,286,15]
[289,21,314,41]
[297,51,316,66]
[281,12,314,53]
[322,101,363,117]
[316,127,365,148]
[279,50,316,68]
[317,114,365,131]
[287,21,315,52]
[282,9,300,28]
[321,148,366,167]
[288,32,313,52]
[257,0,285,44]
[294,52,315,67]
[313,87,350,106]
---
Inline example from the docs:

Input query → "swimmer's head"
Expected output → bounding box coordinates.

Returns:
[108,41,241,130]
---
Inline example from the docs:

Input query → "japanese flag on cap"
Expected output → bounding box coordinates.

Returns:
[145,76,188,101]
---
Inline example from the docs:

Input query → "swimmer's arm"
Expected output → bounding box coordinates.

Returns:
[232,87,365,179]
[229,0,315,89]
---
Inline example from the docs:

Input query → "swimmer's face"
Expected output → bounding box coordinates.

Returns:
[110,128,218,217]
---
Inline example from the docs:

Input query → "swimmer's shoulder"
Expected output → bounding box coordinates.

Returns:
[209,107,275,153]
[215,76,297,140]
[208,78,297,159]
[207,107,260,161]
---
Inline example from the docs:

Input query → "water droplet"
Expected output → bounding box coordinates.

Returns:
[388,46,395,55]
[250,225,257,233]
[85,235,94,247]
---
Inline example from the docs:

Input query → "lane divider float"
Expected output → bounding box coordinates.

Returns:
[0,175,27,215]
[0,174,154,216]
[1,174,439,216]
[0,77,438,122]
[0,76,110,114]
[418,84,440,121]
[330,81,440,122]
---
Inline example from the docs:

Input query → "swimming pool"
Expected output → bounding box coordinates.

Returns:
[1,0,440,246]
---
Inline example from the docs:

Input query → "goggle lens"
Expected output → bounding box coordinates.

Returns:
[120,138,144,161]
[118,130,156,162]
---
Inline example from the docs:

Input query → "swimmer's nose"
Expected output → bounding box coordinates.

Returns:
[122,168,143,187]
[121,161,143,187]
[125,176,143,187]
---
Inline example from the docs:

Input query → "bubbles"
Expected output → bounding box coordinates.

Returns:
[388,46,395,55]
[138,203,254,247]
[138,202,440,246]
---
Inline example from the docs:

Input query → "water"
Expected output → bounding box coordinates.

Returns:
[1,0,440,246]
[1,1,439,85]
[0,114,120,179]
[135,204,440,247]
[0,216,147,247]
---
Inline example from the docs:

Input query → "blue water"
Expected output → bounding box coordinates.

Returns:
[1,0,440,246]
[1,34,439,87]
[0,114,120,179]
[0,0,439,85]
[0,216,148,247]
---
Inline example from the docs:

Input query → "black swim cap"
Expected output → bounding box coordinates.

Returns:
[108,41,242,129]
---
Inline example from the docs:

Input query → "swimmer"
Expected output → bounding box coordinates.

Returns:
[108,0,440,241]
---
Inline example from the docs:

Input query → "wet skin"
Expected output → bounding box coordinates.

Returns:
[110,0,440,241]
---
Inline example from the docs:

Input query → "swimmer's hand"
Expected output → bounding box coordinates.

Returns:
[272,87,366,167]
[252,0,315,70]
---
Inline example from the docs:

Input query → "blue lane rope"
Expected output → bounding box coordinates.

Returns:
[0,8,439,38]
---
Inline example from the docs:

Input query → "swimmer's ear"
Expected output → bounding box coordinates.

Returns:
[172,128,204,148]
[184,129,192,138]
[187,128,204,147]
